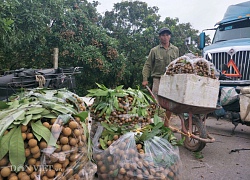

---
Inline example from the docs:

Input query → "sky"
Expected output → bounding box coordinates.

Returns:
[95,0,247,39]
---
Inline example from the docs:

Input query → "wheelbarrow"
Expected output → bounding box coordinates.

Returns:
[146,85,216,152]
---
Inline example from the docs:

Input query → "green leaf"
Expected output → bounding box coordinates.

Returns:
[96,83,108,90]
[31,114,42,120]
[193,151,204,159]
[8,100,19,108]
[40,101,56,109]
[26,107,44,115]
[22,114,33,126]
[0,101,9,109]
[100,122,113,132]
[98,106,108,117]
[15,110,26,120]
[58,114,71,124]
[41,109,51,115]
[0,127,16,160]
[42,113,57,119]
[101,130,116,137]
[20,99,30,104]
[139,108,147,116]
[33,131,42,141]
[105,106,112,117]
[52,105,77,115]
[153,114,162,125]
[153,121,164,130]
[108,134,113,141]
[95,102,107,111]
[104,135,109,143]
[113,98,119,110]
[113,169,119,177]
[9,126,25,171]
[140,128,160,141]
[110,125,118,132]
[0,108,16,121]
[0,110,25,137]
[87,89,108,97]
[75,111,88,122]
[31,120,51,143]
[100,138,107,150]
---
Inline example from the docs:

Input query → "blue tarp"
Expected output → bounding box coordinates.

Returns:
[216,1,250,25]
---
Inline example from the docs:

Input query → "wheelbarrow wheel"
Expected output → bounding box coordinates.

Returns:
[181,115,207,152]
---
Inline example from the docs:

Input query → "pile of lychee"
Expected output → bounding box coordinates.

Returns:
[0,117,88,180]
[93,133,182,180]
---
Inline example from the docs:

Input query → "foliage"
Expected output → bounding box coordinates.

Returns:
[101,1,162,88]
[0,0,210,94]
[0,0,127,95]
[193,151,204,159]
[98,114,183,150]
[86,83,154,120]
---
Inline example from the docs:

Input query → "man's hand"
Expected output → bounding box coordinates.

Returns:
[142,81,148,86]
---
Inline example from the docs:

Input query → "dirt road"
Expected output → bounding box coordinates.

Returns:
[171,116,250,180]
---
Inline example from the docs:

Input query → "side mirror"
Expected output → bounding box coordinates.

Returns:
[199,32,205,50]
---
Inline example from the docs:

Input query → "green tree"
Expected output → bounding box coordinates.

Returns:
[101,1,162,88]
[0,0,126,95]
[0,0,210,95]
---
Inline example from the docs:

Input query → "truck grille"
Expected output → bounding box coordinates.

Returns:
[205,51,250,80]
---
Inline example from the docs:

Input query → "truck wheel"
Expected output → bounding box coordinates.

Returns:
[181,115,207,152]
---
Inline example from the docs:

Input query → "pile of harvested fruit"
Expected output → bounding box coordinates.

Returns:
[0,89,95,180]
[92,119,182,180]
[87,84,158,134]
[87,84,183,179]
[166,57,194,75]
[165,55,216,79]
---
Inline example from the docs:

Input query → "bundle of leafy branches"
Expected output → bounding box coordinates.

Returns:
[97,115,183,150]
[87,83,158,131]
[0,88,94,180]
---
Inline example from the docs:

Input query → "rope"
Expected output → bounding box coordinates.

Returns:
[35,75,46,88]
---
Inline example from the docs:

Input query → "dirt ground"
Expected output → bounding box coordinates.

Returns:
[171,115,250,180]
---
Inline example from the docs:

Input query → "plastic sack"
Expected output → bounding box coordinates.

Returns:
[220,87,239,106]
[78,161,97,180]
[165,55,194,75]
[240,93,250,122]
[192,58,214,77]
[240,86,250,94]
[165,55,216,79]
[93,126,182,180]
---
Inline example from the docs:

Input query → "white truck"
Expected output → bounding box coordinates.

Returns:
[199,1,250,87]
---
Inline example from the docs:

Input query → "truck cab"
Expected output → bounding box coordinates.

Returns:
[199,1,250,87]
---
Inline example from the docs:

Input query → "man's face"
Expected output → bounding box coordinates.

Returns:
[159,32,171,44]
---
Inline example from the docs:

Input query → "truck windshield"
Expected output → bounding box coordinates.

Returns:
[213,19,250,43]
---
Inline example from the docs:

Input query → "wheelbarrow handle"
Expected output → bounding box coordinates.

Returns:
[145,85,160,106]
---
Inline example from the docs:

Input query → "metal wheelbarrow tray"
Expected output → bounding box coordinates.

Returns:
[158,95,217,115]
[157,74,220,151]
